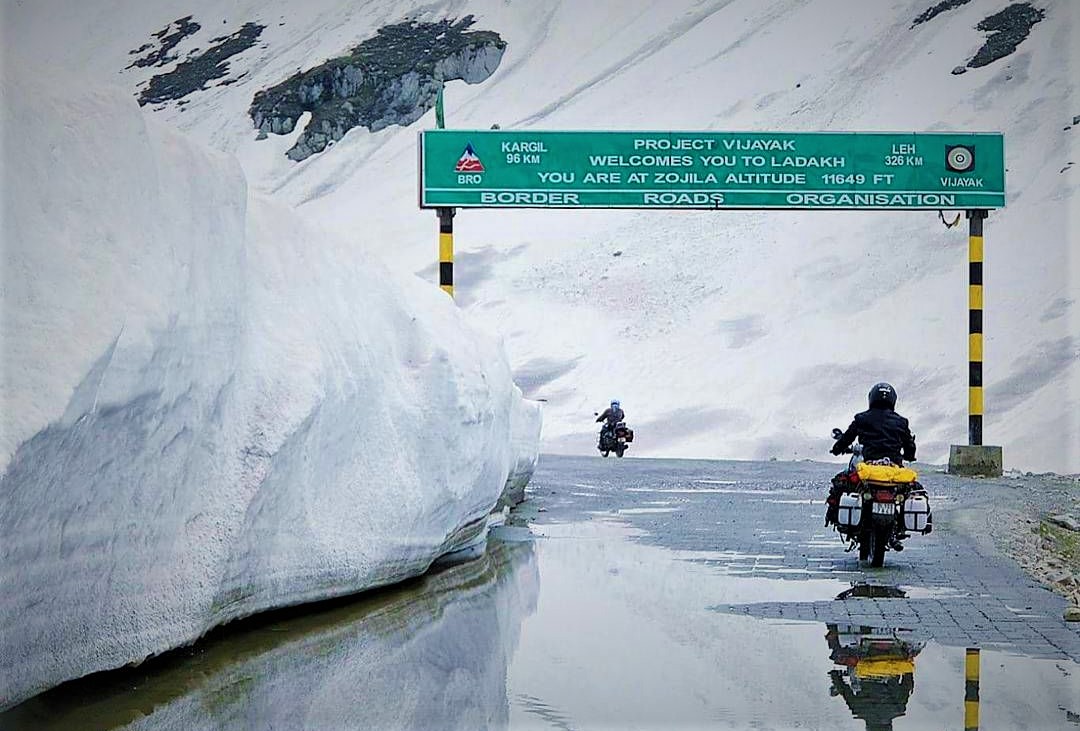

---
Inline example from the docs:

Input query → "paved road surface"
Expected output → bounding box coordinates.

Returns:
[4,455,1078,730]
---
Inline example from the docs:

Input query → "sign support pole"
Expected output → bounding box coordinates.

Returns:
[967,209,986,446]
[949,209,1002,476]
[432,88,455,299]
[438,207,455,298]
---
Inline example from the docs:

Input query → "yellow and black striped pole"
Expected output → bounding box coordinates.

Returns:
[965,647,981,730]
[438,207,455,298]
[967,210,987,446]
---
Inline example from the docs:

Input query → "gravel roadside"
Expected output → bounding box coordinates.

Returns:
[954,470,1080,618]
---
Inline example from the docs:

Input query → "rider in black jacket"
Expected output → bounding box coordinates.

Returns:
[831,383,916,465]
[826,384,917,546]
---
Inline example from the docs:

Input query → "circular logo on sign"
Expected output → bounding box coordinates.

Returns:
[946,145,975,173]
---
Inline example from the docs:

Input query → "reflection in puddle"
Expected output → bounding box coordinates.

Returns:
[511,519,1080,729]
[834,582,965,601]
[826,624,923,730]
[1,537,538,730]
[836,583,909,600]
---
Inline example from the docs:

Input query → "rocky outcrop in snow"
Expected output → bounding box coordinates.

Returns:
[911,0,973,28]
[967,3,1046,69]
[249,17,505,160]
[137,21,265,106]
[127,15,201,69]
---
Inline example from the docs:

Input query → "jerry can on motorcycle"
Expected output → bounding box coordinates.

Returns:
[837,493,862,527]
[902,494,931,532]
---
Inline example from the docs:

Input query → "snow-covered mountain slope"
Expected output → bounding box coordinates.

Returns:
[0,61,540,708]
[4,0,1077,474]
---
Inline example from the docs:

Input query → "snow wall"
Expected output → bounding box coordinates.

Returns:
[0,65,542,709]
[500,397,543,509]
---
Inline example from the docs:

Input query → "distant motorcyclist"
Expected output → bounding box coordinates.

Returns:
[831,383,916,465]
[596,400,625,430]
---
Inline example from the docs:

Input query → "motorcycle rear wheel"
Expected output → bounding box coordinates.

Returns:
[858,529,872,562]
[615,446,625,458]
[870,526,889,568]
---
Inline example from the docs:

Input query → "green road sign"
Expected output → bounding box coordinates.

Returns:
[418,130,1004,210]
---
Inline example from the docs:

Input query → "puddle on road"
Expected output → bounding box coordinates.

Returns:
[512,520,1079,729]
[613,507,681,515]
[4,519,1077,730]
[534,520,852,604]
[1,538,539,731]
[627,486,791,495]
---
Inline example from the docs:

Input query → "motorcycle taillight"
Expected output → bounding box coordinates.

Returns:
[874,490,895,502]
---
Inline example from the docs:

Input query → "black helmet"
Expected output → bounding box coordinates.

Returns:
[868,382,897,410]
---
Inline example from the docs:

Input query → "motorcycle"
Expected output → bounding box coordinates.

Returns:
[596,417,634,458]
[826,428,932,568]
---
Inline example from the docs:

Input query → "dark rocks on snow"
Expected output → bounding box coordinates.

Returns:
[912,0,973,28]
[137,23,265,106]
[249,16,506,162]
[967,3,1046,69]
[127,15,201,69]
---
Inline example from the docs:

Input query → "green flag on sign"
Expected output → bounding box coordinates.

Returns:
[435,87,445,129]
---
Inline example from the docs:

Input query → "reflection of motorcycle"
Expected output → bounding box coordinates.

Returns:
[825,623,924,731]
[826,430,932,568]
[596,420,634,458]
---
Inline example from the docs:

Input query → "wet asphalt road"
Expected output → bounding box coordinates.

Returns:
[522,455,1080,661]
[4,454,1079,730]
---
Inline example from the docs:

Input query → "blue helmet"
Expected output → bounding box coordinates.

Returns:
[611,399,620,408]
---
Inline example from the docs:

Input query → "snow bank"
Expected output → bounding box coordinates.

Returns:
[500,395,543,508]
[0,62,539,709]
